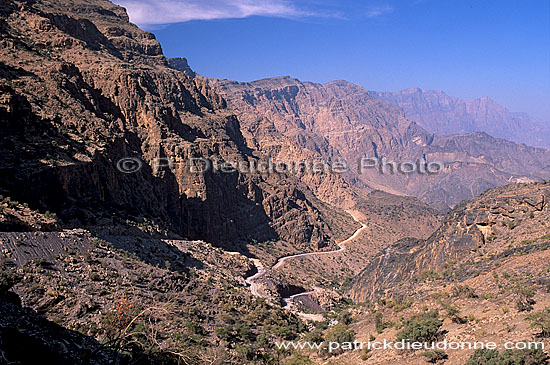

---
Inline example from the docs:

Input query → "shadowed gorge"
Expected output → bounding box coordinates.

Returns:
[1,0,549,364]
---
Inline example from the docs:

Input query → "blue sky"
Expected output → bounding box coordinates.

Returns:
[114,0,550,120]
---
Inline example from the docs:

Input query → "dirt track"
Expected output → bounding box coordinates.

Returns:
[245,210,368,320]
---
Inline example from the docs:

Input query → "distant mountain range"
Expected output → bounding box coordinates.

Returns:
[2,1,550,363]
[370,88,550,148]
[204,75,550,208]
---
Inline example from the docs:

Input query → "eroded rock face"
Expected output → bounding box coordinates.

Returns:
[349,182,550,302]
[0,0,353,251]
[206,77,550,207]
[371,88,550,149]
[167,57,196,78]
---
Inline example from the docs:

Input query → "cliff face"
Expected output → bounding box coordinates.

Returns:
[206,76,550,207]
[0,0,354,250]
[371,88,550,148]
[203,76,376,209]
[349,181,550,302]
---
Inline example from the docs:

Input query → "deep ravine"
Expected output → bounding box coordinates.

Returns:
[244,210,368,321]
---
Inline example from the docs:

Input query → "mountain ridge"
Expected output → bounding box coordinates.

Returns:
[370,87,550,148]
[204,73,550,207]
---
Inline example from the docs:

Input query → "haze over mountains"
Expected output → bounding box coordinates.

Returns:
[202,72,550,208]
[1,0,549,364]
[371,88,550,149]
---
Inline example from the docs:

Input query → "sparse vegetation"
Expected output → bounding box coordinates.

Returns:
[466,348,549,365]
[0,259,20,292]
[374,312,393,334]
[322,324,355,356]
[514,285,536,312]
[283,352,313,364]
[526,307,550,337]
[451,284,478,298]
[440,302,466,324]
[421,349,448,363]
[360,348,371,361]
[396,311,442,344]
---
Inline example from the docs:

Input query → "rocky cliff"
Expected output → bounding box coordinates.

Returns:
[371,88,550,148]
[349,181,550,302]
[206,76,550,207]
[0,0,356,252]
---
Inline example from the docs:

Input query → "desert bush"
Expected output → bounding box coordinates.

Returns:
[440,302,467,324]
[374,312,393,334]
[421,350,447,363]
[466,348,548,365]
[514,285,536,312]
[283,352,313,364]
[337,310,353,325]
[396,311,442,344]
[360,348,371,361]
[100,299,193,363]
[526,306,550,337]
[451,285,478,298]
[0,260,20,293]
[322,324,355,356]
[303,328,324,343]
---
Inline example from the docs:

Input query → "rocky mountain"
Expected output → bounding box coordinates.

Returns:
[0,0,361,362]
[0,0,356,253]
[340,181,550,364]
[206,76,550,207]
[371,88,550,148]
[349,181,550,302]
[167,57,196,78]
[2,0,550,364]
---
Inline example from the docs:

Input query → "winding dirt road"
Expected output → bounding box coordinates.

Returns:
[273,210,367,270]
[245,210,368,319]
[245,258,265,297]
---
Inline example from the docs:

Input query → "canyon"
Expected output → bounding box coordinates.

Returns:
[206,75,550,208]
[0,0,549,364]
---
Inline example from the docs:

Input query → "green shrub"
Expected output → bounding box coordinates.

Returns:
[0,260,20,293]
[396,311,442,343]
[337,310,353,325]
[440,301,467,324]
[360,348,371,361]
[526,307,550,337]
[421,350,447,363]
[515,285,536,312]
[374,312,393,334]
[215,326,233,341]
[451,285,478,298]
[283,352,313,364]
[466,348,548,365]
[322,324,355,356]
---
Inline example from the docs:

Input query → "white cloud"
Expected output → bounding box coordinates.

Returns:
[365,5,393,18]
[114,0,314,26]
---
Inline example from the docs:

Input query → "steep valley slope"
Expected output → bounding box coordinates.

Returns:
[1,0,550,364]
[331,181,550,364]
[206,75,550,208]
[0,0,356,253]
[0,0,358,363]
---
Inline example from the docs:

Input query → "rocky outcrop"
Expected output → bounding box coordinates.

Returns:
[0,0,355,251]
[371,88,550,148]
[0,290,123,364]
[349,181,550,302]
[207,77,550,207]
[167,57,196,78]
